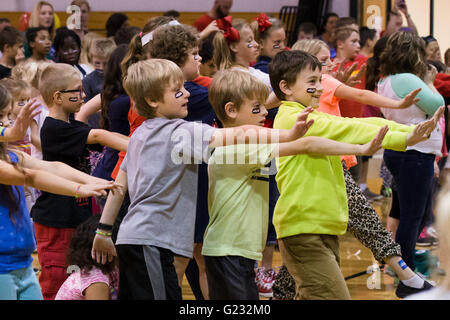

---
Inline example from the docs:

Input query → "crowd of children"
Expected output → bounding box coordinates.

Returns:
[1,0,449,301]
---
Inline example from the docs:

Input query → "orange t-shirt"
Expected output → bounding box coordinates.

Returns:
[111,100,145,180]
[193,76,212,88]
[319,73,357,169]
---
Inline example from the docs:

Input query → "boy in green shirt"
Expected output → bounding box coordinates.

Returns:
[269,50,444,300]
[203,68,390,300]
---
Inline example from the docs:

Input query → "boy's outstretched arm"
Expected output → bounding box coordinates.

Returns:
[92,169,128,265]
[406,106,445,146]
[87,129,129,151]
[275,125,389,157]
[208,107,314,148]
[74,93,101,124]
[0,158,116,198]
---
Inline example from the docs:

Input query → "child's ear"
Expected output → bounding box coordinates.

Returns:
[279,80,292,97]
[53,91,63,105]
[229,42,239,54]
[224,101,238,120]
[144,96,159,109]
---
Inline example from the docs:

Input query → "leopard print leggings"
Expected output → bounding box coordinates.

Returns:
[272,163,402,299]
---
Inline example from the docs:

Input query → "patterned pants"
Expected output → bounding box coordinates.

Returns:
[273,163,402,299]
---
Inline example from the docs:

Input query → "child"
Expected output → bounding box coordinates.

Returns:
[25,27,53,63]
[202,68,388,300]
[30,63,129,300]
[279,39,435,298]
[269,50,444,299]
[359,26,377,58]
[0,83,119,300]
[82,37,116,129]
[11,60,52,160]
[91,58,317,300]
[297,22,317,41]
[251,14,286,74]
[0,26,26,79]
[53,27,93,79]
[55,215,119,300]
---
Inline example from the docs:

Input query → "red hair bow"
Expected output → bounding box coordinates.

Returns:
[216,16,240,44]
[255,13,272,33]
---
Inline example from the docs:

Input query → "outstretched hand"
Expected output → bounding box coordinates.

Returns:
[397,88,421,109]
[358,125,389,155]
[406,106,445,146]
[7,98,41,141]
[289,107,314,140]
[91,233,117,264]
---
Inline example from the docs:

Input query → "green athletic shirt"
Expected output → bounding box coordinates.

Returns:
[272,101,415,239]
[202,144,276,261]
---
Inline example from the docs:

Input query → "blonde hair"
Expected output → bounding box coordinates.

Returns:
[90,38,116,60]
[29,1,55,39]
[292,39,329,56]
[71,0,91,11]
[435,181,450,290]
[79,32,102,65]
[0,78,31,100]
[213,21,252,70]
[122,59,184,119]
[209,69,270,123]
[11,61,52,89]
[38,63,80,106]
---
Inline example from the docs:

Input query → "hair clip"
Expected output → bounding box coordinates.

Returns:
[141,20,181,47]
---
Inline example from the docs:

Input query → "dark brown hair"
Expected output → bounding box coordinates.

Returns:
[269,50,322,101]
[379,31,427,79]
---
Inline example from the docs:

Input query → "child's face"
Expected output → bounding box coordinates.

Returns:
[283,67,323,108]
[200,60,217,78]
[261,28,286,59]
[58,78,85,113]
[339,31,361,60]
[181,47,202,81]
[31,29,52,56]
[3,42,24,61]
[316,46,333,74]
[58,36,80,65]
[232,26,259,66]
[152,81,190,119]
[426,41,441,62]
[232,98,268,127]
[11,89,32,119]
[39,5,54,28]
[0,104,12,128]
[92,56,108,71]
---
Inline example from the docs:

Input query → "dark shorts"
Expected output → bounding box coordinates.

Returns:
[204,255,259,300]
[116,244,181,300]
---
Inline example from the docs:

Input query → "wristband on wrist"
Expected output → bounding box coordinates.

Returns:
[97,222,113,231]
[74,185,81,199]
[95,229,112,237]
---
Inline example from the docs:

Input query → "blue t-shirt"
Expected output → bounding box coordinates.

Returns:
[183,81,218,243]
[0,151,36,273]
[253,55,272,74]
[93,94,131,181]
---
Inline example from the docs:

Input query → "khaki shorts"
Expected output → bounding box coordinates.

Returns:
[279,234,351,300]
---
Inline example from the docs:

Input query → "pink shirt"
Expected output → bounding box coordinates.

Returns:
[55,267,119,300]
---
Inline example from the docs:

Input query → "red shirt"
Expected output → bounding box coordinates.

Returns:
[193,15,215,32]
[193,75,212,88]
[333,54,368,118]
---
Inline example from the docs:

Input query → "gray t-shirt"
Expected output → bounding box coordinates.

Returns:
[116,117,216,258]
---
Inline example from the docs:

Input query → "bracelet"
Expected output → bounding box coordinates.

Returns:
[97,222,113,231]
[74,185,81,199]
[95,230,112,237]
[0,127,5,137]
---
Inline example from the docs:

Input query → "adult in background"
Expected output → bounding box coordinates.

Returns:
[193,0,233,32]
[317,12,338,58]
[70,0,91,41]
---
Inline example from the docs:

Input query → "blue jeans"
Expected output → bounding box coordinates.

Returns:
[383,149,435,270]
[0,265,43,300]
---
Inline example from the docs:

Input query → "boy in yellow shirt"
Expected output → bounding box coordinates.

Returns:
[269,50,444,299]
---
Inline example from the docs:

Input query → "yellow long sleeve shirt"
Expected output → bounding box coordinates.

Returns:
[273,101,415,238]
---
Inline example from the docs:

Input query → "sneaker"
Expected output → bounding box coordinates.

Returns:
[362,188,384,202]
[414,249,431,278]
[417,227,439,247]
[380,184,392,198]
[395,280,434,298]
